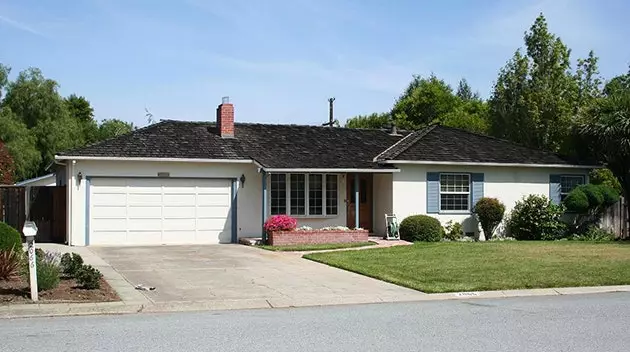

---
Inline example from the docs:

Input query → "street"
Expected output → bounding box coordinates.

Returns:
[2,292,629,352]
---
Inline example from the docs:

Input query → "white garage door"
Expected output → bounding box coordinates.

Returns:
[89,178,232,245]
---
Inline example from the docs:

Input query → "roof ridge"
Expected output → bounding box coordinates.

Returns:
[374,124,437,161]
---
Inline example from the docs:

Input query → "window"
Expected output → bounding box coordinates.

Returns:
[439,173,470,211]
[308,174,323,215]
[560,175,585,201]
[326,175,338,215]
[290,174,306,215]
[270,173,338,216]
[270,174,286,215]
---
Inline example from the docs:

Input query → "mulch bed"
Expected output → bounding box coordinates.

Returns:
[0,277,120,304]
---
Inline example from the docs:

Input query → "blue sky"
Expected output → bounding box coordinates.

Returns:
[1,0,629,127]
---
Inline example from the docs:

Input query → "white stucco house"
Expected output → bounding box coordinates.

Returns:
[54,100,595,246]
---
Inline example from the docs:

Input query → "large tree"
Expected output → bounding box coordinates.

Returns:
[98,119,135,140]
[65,94,99,144]
[580,72,630,233]
[344,112,390,129]
[489,14,594,154]
[0,107,41,180]
[0,139,14,184]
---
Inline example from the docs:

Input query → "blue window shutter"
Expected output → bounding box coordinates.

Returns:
[549,174,561,204]
[471,173,484,209]
[427,172,439,213]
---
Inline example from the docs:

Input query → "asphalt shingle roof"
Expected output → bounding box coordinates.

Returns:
[375,124,586,165]
[59,120,406,169]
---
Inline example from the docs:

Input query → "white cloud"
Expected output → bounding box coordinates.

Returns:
[0,14,46,37]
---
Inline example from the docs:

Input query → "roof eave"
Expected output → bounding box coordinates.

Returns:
[54,155,254,164]
[380,160,600,169]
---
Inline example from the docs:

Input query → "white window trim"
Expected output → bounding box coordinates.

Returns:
[270,173,339,217]
[438,173,471,213]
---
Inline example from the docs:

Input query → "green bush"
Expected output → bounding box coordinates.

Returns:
[444,221,463,241]
[34,260,60,291]
[507,195,566,241]
[0,222,22,252]
[399,215,443,242]
[589,168,622,195]
[473,198,506,240]
[563,188,590,213]
[60,252,84,278]
[75,264,102,289]
[580,184,604,208]
[599,185,620,207]
[570,226,616,241]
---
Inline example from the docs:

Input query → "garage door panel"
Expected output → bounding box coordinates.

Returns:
[92,193,127,206]
[128,218,162,231]
[90,177,232,245]
[92,219,127,231]
[128,206,162,219]
[197,194,230,206]
[163,193,196,205]
[127,193,162,205]
[92,205,127,218]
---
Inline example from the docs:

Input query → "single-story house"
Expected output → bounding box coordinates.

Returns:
[54,100,595,246]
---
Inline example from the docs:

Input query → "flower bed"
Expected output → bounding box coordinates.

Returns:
[268,228,369,246]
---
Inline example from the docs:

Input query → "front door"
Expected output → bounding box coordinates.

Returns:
[346,174,372,231]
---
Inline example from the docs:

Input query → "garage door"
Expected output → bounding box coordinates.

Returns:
[89,178,232,245]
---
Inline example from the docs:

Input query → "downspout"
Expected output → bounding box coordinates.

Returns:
[354,173,359,229]
[261,171,268,243]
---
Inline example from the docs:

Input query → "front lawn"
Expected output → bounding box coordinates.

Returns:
[258,241,375,252]
[304,242,630,293]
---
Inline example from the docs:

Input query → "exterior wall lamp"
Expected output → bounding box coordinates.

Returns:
[240,174,246,187]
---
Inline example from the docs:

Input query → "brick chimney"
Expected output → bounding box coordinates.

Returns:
[216,96,234,138]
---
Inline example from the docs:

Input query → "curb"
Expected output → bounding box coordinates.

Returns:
[2,285,629,318]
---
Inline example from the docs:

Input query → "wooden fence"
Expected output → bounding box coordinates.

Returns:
[0,186,66,243]
[601,197,629,239]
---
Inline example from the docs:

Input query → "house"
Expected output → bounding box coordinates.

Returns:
[54,99,595,246]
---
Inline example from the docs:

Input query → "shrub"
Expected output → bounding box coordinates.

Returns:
[75,264,102,289]
[0,222,22,252]
[443,221,463,241]
[399,215,443,242]
[0,249,22,280]
[473,198,506,240]
[263,215,298,233]
[507,195,566,241]
[580,184,604,208]
[563,188,590,213]
[599,185,620,207]
[570,226,616,241]
[589,168,622,195]
[60,252,84,278]
[35,260,60,291]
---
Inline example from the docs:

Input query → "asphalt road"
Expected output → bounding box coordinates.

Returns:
[3,293,629,352]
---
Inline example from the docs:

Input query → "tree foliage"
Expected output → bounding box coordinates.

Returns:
[0,107,40,180]
[98,119,135,140]
[344,112,390,129]
[0,140,14,184]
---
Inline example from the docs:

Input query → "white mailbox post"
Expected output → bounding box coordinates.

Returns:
[22,221,39,301]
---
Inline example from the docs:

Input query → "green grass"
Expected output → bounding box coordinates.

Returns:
[304,241,630,293]
[258,241,376,252]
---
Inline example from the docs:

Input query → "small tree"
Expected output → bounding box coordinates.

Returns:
[563,184,620,233]
[473,198,506,240]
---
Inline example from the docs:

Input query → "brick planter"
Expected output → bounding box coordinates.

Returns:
[268,229,369,246]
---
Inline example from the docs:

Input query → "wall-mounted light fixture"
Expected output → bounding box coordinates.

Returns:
[240,174,246,187]
[77,172,83,182]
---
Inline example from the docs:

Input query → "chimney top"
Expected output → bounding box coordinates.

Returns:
[222,96,230,104]
[216,98,234,138]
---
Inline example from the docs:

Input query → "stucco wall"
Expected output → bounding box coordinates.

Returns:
[65,160,350,245]
[373,173,393,235]
[392,164,590,236]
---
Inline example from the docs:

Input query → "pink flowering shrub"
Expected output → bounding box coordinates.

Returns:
[263,215,298,233]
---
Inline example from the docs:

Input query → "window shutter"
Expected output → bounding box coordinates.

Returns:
[549,174,561,204]
[471,173,484,209]
[427,172,439,213]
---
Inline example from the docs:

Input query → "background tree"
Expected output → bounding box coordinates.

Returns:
[0,107,41,180]
[489,14,594,154]
[98,119,135,140]
[0,140,15,184]
[65,94,99,144]
[344,112,390,129]
[580,72,630,230]
[456,78,479,101]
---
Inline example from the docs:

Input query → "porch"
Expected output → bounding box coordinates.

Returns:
[259,170,396,241]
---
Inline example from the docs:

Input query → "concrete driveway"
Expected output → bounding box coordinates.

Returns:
[90,245,425,308]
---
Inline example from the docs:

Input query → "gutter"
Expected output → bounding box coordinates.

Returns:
[260,168,400,173]
[54,156,253,164]
[380,160,600,169]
